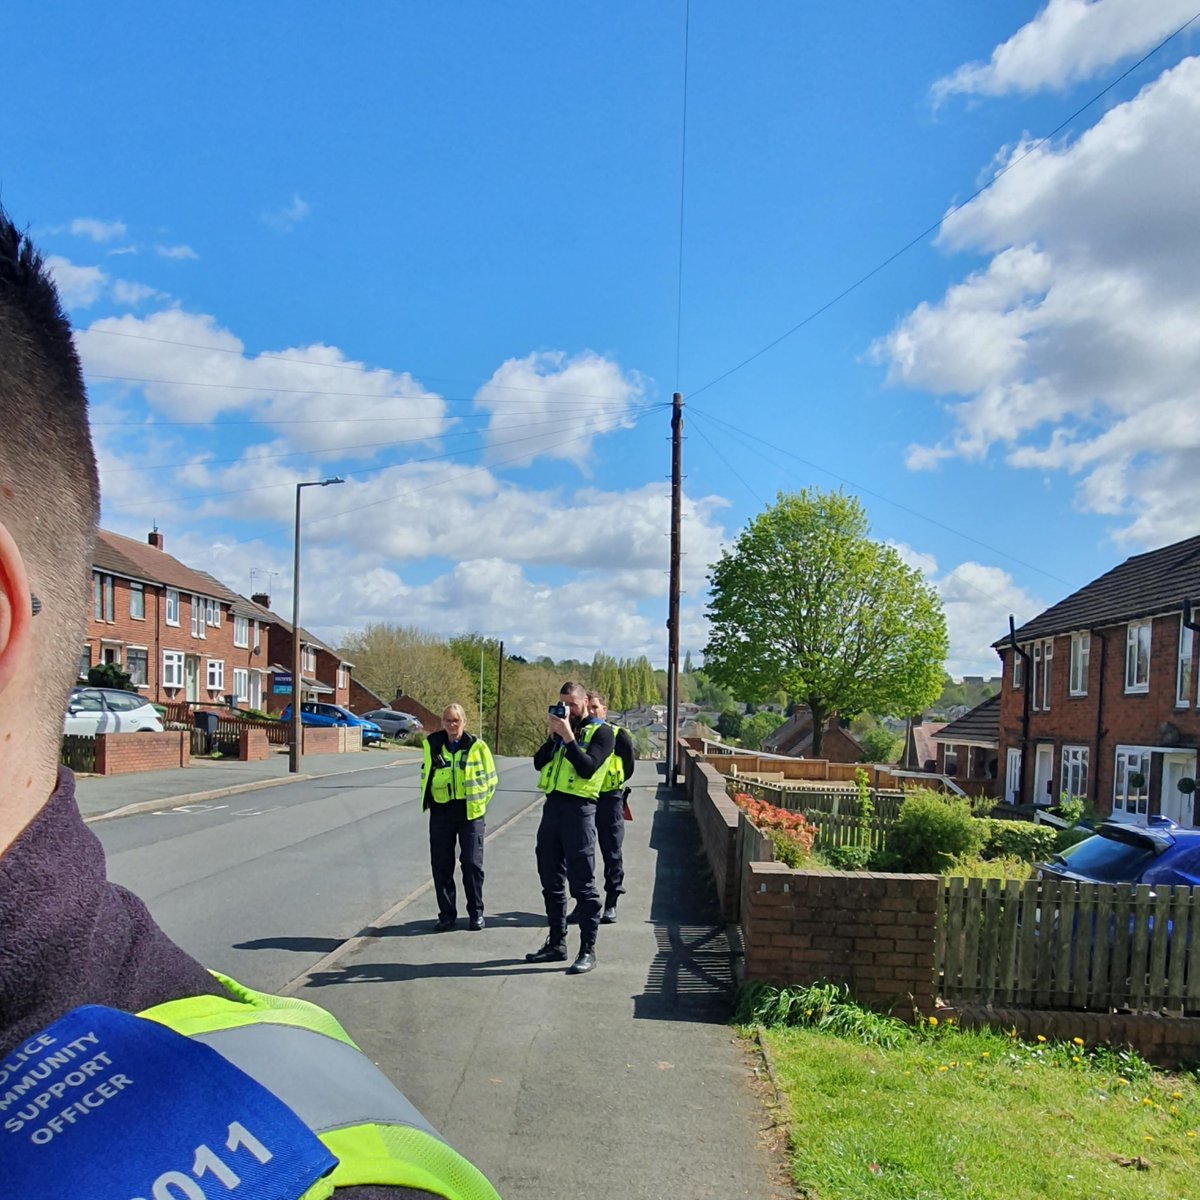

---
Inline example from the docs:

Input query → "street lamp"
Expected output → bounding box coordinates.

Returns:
[290,476,344,772]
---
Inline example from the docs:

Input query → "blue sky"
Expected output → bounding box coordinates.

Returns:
[6,1,1200,676]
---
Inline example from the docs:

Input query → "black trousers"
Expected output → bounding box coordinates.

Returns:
[535,793,601,944]
[429,799,485,920]
[596,790,626,906]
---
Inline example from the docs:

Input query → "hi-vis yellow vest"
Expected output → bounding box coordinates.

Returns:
[536,721,610,801]
[140,973,501,1200]
[421,736,497,822]
[599,725,628,794]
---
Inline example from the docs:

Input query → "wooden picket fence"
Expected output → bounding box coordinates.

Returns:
[737,778,907,820]
[938,876,1200,1016]
[804,811,894,854]
[60,734,96,773]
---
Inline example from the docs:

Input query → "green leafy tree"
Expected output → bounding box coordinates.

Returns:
[704,489,947,758]
[87,662,135,691]
[716,708,743,740]
[740,709,787,749]
[683,649,694,674]
[857,726,902,764]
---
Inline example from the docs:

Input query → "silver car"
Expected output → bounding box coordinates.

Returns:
[64,687,164,735]
[360,709,423,738]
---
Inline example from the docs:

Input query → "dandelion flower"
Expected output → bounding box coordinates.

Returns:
[1072,1056,1081,1064]
[928,1016,938,1028]
[1171,1091,1183,1100]
[1187,1131,1196,1138]
[1117,1078,1129,1086]
[937,1066,949,1073]
[1072,1037,1084,1047]
[980,1052,990,1059]
[1036,1035,1047,1043]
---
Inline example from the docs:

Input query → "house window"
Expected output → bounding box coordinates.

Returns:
[1113,746,1151,818]
[1069,632,1089,697]
[233,615,250,648]
[1125,620,1151,693]
[130,581,145,621]
[1060,745,1089,803]
[252,620,261,651]
[165,588,180,626]
[92,573,113,622]
[127,647,148,688]
[163,650,184,690]
[206,597,221,628]
[337,665,348,689]
[943,744,958,777]
[1011,647,1023,689]
[191,596,206,639]
[1177,617,1194,708]
[206,659,225,692]
[233,668,249,702]
[78,645,91,680]
[1030,640,1052,711]
[301,646,316,674]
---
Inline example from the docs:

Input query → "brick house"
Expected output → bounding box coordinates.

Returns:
[931,694,999,797]
[241,594,353,717]
[760,708,864,762]
[994,534,1200,827]
[86,530,272,711]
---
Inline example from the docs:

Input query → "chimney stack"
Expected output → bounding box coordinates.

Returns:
[148,529,164,551]
[251,593,271,609]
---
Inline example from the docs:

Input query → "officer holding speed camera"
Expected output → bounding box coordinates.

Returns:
[526,682,615,975]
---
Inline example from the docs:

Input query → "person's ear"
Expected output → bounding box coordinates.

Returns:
[0,521,33,694]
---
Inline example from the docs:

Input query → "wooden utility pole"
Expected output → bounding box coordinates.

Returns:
[494,640,504,752]
[666,392,683,780]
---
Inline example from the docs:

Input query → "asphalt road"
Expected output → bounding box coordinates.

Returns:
[95,754,540,993]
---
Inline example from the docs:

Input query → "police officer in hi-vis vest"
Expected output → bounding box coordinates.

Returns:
[578,691,634,924]
[526,682,615,975]
[0,207,502,1200]
[421,703,498,932]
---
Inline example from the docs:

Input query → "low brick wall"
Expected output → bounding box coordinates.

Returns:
[301,727,340,756]
[743,862,940,1016]
[239,728,269,762]
[94,732,189,776]
[949,1006,1200,1071]
[687,753,740,919]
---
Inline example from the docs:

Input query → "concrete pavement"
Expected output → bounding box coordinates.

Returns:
[78,753,787,1198]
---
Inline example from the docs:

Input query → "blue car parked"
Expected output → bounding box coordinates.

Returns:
[1037,816,1200,888]
[280,702,383,746]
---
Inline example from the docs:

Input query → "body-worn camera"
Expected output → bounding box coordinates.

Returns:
[548,703,568,718]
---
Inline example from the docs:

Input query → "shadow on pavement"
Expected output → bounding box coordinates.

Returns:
[368,911,546,937]
[633,783,737,1023]
[233,935,346,953]
[302,958,556,986]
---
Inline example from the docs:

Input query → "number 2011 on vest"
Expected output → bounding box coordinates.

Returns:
[129,1120,273,1200]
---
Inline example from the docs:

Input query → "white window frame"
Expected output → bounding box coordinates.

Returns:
[1177,616,1194,709]
[233,615,250,649]
[130,580,145,621]
[337,665,349,689]
[206,597,221,628]
[1011,647,1023,689]
[93,572,114,623]
[301,645,316,674]
[1060,745,1089,803]
[233,668,249,703]
[191,595,206,639]
[206,658,225,692]
[162,650,185,690]
[165,588,180,627]
[78,644,91,681]
[1125,619,1151,693]
[1113,745,1151,819]
[1040,639,1053,711]
[126,646,149,688]
[1069,632,1089,697]
[943,744,958,777]
[1030,640,1052,711]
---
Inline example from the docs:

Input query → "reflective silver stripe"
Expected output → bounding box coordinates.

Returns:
[194,1023,444,1142]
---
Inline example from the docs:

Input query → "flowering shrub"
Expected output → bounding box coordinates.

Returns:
[732,791,815,862]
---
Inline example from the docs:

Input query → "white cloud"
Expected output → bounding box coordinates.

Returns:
[932,0,1197,101]
[475,351,644,469]
[156,244,198,260]
[70,217,128,243]
[45,255,107,308]
[262,194,312,233]
[110,280,160,306]
[878,55,1200,546]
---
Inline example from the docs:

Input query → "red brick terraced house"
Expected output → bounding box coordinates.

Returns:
[240,594,353,718]
[994,533,1200,828]
[86,529,273,711]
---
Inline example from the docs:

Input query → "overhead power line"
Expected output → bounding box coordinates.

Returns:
[687,10,1200,400]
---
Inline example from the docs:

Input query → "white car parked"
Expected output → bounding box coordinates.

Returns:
[360,709,423,738]
[64,687,164,736]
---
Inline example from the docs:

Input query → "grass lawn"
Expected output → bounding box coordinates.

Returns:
[759,1019,1198,1200]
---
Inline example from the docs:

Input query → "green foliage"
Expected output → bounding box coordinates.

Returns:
[87,663,135,691]
[716,708,743,740]
[943,852,1034,881]
[857,724,902,763]
[979,819,1057,862]
[766,827,811,868]
[704,489,947,758]
[736,981,911,1048]
[930,672,1000,716]
[739,709,786,749]
[824,843,874,871]
[1053,825,1093,853]
[679,668,733,711]
[883,790,984,873]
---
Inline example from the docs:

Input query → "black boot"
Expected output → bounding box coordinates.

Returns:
[525,936,568,963]
[601,904,618,924]
[567,942,597,975]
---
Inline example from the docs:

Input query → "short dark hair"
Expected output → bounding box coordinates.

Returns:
[559,681,586,701]
[586,690,606,706]
[0,208,100,742]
